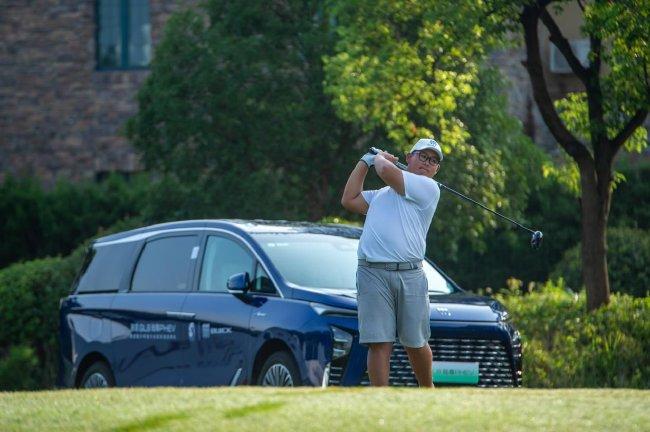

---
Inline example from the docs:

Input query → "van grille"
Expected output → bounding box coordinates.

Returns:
[334,338,515,387]
[328,362,345,386]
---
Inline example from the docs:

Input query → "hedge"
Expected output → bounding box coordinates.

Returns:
[496,280,649,388]
[0,218,143,390]
[551,227,650,297]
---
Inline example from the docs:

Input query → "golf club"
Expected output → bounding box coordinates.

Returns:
[368,147,543,249]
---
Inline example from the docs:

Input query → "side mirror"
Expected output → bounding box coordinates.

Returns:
[227,272,250,294]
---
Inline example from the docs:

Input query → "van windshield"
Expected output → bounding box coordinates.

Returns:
[253,233,455,294]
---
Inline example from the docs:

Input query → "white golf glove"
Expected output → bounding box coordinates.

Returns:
[360,152,376,168]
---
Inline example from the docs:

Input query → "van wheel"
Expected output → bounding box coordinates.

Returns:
[79,361,115,389]
[257,351,300,387]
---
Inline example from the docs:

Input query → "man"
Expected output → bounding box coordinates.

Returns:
[341,138,443,387]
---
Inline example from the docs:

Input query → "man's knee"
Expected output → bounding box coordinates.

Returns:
[368,342,393,355]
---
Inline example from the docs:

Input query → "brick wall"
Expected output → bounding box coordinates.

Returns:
[0,0,196,186]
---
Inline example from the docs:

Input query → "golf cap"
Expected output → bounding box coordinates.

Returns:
[410,138,443,161]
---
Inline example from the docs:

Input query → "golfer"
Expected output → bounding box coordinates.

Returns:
[341,138,443,387]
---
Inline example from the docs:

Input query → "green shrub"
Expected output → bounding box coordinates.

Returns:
[0,174,148,269]
[0,345,39,391]
[551,227,650,297]
[496,280,650,388]
[0,216,144,390]
[0,252,83,390]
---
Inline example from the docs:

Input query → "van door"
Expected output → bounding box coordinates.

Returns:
[110,233,201,386]
[180,233,256,386]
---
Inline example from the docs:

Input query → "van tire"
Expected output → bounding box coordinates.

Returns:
[79,361,115,389]
[257,351,300,387]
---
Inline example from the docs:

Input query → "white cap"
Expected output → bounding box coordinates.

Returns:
[410,138,443,161]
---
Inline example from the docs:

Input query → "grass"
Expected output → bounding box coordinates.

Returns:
[1,387,649,432]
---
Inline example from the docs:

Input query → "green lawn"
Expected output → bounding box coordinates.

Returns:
[1,387,648,432]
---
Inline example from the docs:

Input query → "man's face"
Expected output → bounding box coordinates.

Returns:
[406,149,440,177]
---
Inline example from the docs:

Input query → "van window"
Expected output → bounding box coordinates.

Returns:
[251,262,276,294]
[131,235,198,292]
[199,236,254,292]
[76,243,137,293]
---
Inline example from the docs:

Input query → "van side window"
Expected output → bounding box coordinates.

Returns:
[199,236,254,292]
[251,262,276,294]
[131,236,198,292]
[76,243,137,293]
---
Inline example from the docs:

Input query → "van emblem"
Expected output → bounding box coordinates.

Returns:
[436,307,452,317]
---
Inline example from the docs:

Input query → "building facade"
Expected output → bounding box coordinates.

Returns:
[0,0,196,185]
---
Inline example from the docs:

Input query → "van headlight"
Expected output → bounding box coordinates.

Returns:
[331,326,353,360]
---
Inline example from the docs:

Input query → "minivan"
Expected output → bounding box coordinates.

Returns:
[58,220,522,388]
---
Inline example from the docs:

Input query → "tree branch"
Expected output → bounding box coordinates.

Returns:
[539,7,589,84]
[610,108,649,157]
[520,4,592,164]
[586,35,607,163]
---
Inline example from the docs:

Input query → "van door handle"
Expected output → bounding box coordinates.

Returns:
[165,311,196,319]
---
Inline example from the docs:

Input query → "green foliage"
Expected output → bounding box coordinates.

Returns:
[551,227,650,298]
[496,280,650,388]
[0,345,39,391]
[441,174,580,291]
[609,162,650,230]
[545,93,648,196]
[0,250,84,390]
[126,0,363,221]
[0,174,148,269]
[325,0,543,255]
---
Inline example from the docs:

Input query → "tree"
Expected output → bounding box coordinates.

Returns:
[325,0,649,310]
[506,0,649,310]
[126,0,364,221]
[324,0,542,262]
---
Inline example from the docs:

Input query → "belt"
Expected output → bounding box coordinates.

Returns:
[358,259,422,271]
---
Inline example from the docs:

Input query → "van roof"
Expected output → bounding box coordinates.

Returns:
[94,219,362,245]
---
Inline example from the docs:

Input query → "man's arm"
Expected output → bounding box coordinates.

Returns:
[341,161,370,215]
[375,152,405,195]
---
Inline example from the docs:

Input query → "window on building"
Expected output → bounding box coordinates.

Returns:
[96,0,151,70]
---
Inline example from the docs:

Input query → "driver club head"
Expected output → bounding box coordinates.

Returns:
[531,231,543,249]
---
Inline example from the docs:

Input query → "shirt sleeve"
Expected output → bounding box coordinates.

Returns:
[403,171,440,209]
[361,189,379,206]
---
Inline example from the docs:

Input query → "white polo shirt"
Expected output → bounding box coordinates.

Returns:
[358,170,440,262]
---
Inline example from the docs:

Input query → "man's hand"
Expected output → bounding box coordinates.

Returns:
[377,150,399,164]
[360,152,376,168]
[375,150,405,195]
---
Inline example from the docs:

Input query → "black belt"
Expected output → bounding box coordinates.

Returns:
[358,259,422,271]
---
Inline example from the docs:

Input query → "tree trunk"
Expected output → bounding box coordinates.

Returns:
[578,163,611,311]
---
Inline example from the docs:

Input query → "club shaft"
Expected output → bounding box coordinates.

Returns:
[368,147,535,234]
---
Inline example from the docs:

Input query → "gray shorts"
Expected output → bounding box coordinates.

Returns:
[356,263,431,348]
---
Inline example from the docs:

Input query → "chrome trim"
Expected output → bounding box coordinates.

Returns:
[230,368,243,386]
[94,227,203,246]
[321,363,331,388]
[165,311,196,319]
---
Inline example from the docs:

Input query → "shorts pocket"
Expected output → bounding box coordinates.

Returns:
[399,268,428,297]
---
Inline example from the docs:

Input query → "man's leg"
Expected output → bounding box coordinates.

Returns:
[367,342,393,386]
[405,344,434,388]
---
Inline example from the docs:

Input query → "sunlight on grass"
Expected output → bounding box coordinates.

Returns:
[0,387,648,432]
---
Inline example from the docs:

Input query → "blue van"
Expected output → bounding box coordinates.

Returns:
[58,220,522,388]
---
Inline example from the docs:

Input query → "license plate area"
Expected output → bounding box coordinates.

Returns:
[432,361,479,384]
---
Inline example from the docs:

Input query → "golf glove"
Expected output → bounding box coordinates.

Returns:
[360,152,376,168]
